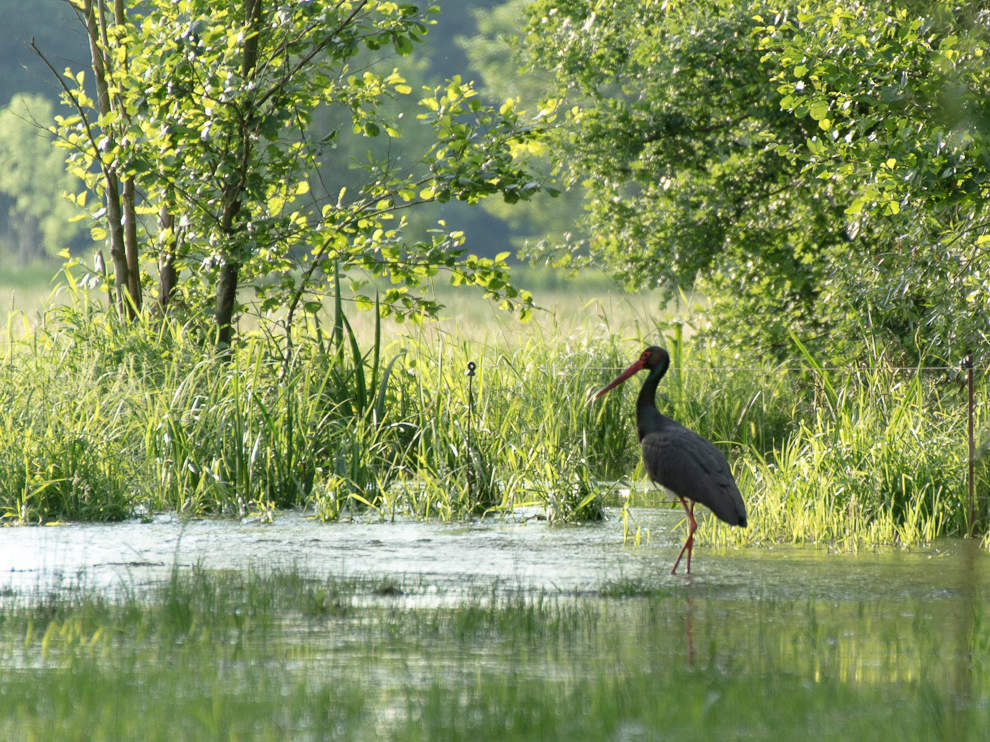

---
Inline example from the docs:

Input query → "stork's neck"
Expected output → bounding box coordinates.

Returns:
[635,358,669,440]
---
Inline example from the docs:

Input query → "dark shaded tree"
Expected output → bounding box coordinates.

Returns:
[523,0,990,363]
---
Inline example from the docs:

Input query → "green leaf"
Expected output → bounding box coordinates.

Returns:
[844,197,865,215]
[789,329,837,412]
[374,350,406,426]
[808,101,829,121]
[393,34,414,55]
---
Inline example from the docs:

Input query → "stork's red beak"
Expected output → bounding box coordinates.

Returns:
[594,357,645,399]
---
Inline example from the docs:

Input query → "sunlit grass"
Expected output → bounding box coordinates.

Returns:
[0,261,61,291]
[0,261,64,329]
[328,266,670,350]
[0,265,985,547]
[726,358,980,549]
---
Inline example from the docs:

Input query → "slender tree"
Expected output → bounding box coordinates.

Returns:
[42,0,548,350]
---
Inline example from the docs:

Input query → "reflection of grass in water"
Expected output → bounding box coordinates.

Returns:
[0,567,986,740]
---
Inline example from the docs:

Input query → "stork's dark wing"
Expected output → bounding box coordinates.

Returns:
[641,423,747,527]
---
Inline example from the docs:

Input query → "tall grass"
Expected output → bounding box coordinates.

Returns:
[734,364,973,547]
[0,275,985,547]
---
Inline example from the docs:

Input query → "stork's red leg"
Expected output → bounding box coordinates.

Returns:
[670,497,698,575]
[685,501,696,573]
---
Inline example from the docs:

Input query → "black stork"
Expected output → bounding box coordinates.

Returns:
[595,346,747,574]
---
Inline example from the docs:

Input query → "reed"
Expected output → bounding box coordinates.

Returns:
[0,273,984,547]
[734,366,968,548]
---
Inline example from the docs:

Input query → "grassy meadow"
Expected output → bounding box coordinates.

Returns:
[0,261,986,547]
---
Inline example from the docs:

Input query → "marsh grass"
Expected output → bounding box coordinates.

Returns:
[731,356,979,549]
[1,566,988,740]
[0,269,986,546]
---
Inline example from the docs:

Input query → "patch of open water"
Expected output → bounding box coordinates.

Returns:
[3,507,987,604]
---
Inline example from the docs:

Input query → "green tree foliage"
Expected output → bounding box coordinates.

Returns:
[758,1,990,362]
[0,93,85,262]
[43,0,548,348]
[523,0,990,363]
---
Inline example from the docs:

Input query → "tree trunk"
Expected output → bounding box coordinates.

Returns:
[122,177,141,312]
[82,0,134,318]
[214,260,240,349]
[214,180,244,350]
[157,204,178,312]
[212,0,264,351]
[113,0,141,312]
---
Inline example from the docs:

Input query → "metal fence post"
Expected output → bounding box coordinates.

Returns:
[964,353,975,536]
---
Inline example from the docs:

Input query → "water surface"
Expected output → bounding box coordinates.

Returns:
[3,507,985,603]
[2,508,989,740]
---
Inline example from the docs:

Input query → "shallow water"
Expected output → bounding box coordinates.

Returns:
[3,507,987,604]
[3,509,990,740]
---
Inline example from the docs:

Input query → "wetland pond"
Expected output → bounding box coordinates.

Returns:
[2,508,989,740]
